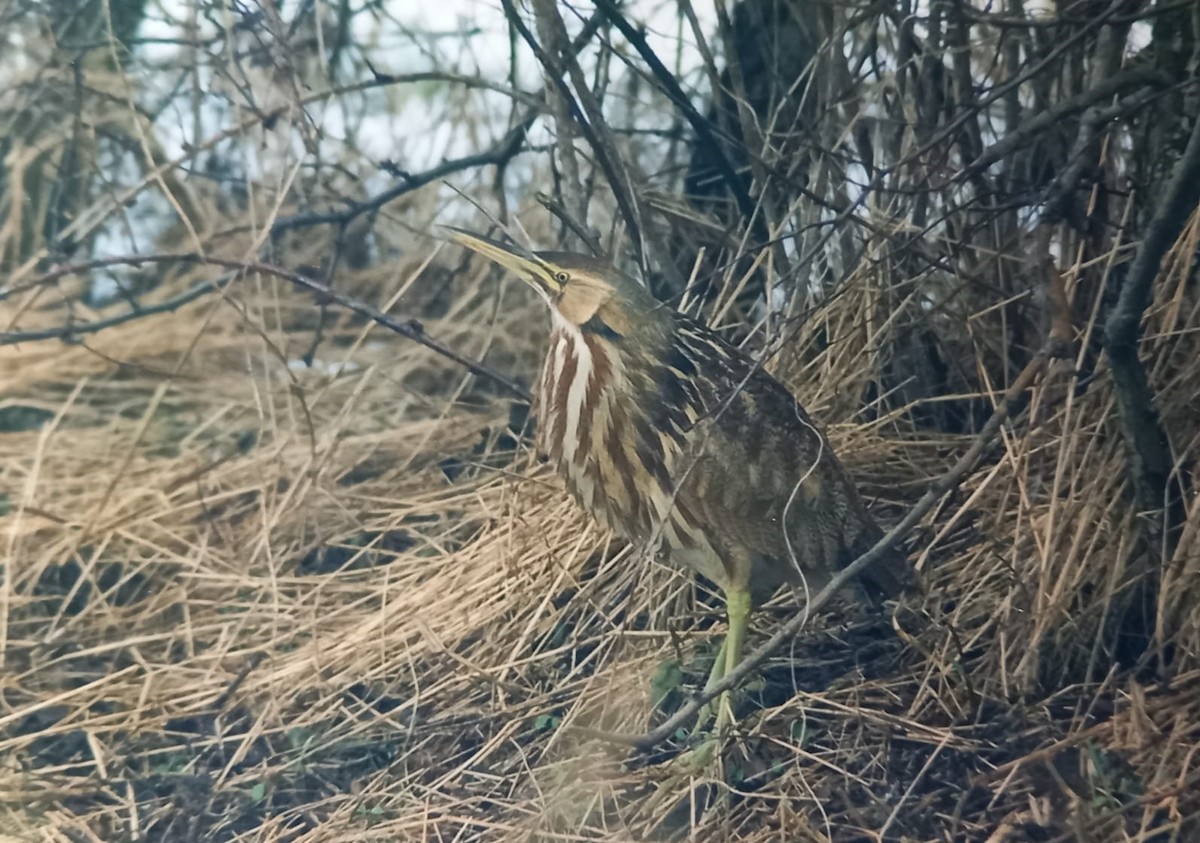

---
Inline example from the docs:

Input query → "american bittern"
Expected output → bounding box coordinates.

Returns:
[449,228,916,735]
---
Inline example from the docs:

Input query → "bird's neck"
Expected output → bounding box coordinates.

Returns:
[536,320,619,467]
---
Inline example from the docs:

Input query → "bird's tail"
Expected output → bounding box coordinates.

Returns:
[843,526,919,610]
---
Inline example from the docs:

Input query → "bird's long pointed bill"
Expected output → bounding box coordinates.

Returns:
[444,226,547,284]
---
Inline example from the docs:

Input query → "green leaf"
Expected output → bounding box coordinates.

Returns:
[790,716,810,746]
[534,713,561,731]
[650,659,683,708]
[0,406,54,432]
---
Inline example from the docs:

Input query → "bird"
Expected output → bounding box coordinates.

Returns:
[448,226,917,736]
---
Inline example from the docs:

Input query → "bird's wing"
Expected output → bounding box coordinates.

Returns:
[664,322,913,601]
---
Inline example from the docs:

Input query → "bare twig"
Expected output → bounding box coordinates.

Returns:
[1,272,233,342]
[535,192,604,257]
[270,13,609,239]
[0,254,531,401]
[22,72,539,263]
[591,0,756,222]
[270,118,536,235]
[527,0,590,235]
[963,68,1167,182]
[506,0,648,270]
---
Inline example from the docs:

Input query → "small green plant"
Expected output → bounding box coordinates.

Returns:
[650,658,683,711]
[789,716,810,747]
[354,803,387,824]
[151,752,190,775]
[534,713,562,732]
[1084,741,1143,811]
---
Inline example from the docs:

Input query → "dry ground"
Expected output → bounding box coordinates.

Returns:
[2,234,1200,841]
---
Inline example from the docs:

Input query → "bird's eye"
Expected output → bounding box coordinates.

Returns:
[554,271,570,284]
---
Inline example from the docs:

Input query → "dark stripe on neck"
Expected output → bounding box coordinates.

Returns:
[581,315,622,341]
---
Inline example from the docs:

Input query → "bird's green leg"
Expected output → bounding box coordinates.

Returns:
[643,588,753,827]
[669,586,753,773]
[690,637,727,735]
[713,586,751,736]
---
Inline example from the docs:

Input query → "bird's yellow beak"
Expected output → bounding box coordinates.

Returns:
[444,226,561,295]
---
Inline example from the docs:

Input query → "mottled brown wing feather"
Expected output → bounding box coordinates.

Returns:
[668,321,914,606]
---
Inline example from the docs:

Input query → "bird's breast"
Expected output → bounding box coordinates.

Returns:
[537,331,637,527]
[535,327,715,566]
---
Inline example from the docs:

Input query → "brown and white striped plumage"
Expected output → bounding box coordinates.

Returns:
[449,229,915,731]
[450,236,914,609]
[534,275,912,607]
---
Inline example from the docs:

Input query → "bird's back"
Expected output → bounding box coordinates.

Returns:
[627,318,915,607]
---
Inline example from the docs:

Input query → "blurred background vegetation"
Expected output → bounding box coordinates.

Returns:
[1,0,1199,840]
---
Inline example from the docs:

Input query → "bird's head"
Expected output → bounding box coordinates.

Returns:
[447,227,666,342]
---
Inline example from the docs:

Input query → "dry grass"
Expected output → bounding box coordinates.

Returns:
[2,221,1200,843]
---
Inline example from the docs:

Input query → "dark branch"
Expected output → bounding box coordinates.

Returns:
[963,68,1166,182]
[2,272,234,343]
[1103,105,1200,538]
[268,13,611,240]
[32,72,540,260]
[506,0,647,269]
[590,0,758,226]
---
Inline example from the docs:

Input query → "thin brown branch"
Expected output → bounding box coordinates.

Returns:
[0,254,531,401]
[270,118,536,235]
[591,0,760,226]
[1,272,233,342]
[505,0,647,269]
[528,0,590,234]
[269,18,608,239]
[31,72,540,262]
[540,4,649,271]
[964,69,1165,183]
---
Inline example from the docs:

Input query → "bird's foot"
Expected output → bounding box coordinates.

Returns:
[665,735,719,774]
[639,692,738,824]
[639,737,721,823]
[638,727,748,834]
